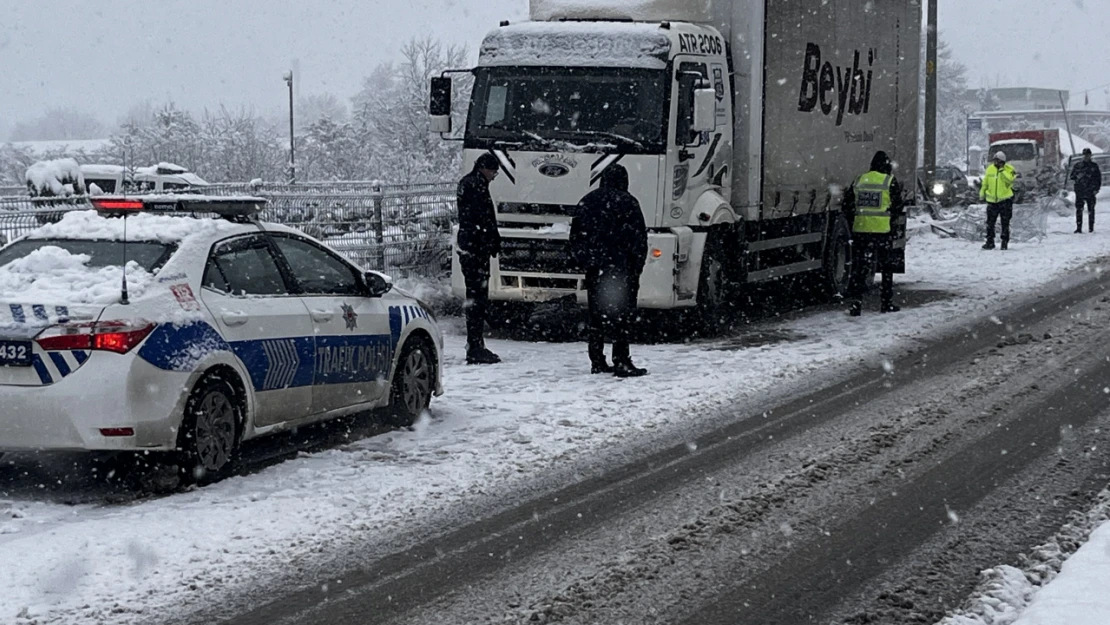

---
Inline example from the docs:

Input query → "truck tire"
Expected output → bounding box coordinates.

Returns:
[820,216,853,300]
[693,231,730,335]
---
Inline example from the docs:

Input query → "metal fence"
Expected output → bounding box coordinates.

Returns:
[0,182,458,280]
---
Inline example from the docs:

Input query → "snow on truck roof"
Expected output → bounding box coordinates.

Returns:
[480,21,677,69]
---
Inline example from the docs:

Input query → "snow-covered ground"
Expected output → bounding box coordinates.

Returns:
[2,209,1110,624]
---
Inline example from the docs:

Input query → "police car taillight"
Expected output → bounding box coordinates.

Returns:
[35,320,155,354]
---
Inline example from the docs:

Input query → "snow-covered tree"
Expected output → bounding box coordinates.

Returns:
[352,36,472,183]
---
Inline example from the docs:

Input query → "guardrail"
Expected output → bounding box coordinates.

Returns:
[0,182,458,280]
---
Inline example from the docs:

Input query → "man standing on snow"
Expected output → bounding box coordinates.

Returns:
[1070,148,1102,233]
[569,164,649,378]
[456,153,503,365]
[844,150,904,316]
[979,151,1016,250]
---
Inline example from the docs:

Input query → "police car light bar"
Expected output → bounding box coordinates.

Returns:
[91,199,145,211]
[90,195,268,221]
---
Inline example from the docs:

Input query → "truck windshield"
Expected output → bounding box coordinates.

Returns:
[992,143,1036,161]
[466,67,668,154]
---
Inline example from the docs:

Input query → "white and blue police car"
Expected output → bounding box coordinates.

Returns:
[0,195,442,481]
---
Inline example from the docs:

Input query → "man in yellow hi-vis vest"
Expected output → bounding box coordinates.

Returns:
[843,151,905,316]
[979,151,1017,250]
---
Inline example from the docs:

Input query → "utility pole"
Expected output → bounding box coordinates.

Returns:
[924,0,938,180]
[284,70,296,185]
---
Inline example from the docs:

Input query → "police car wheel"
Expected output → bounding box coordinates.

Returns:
[387,339,434,428]
[179,373,242,483]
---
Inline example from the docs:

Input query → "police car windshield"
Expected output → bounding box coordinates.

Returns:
[467,67,667,154]
[0,239,175,273]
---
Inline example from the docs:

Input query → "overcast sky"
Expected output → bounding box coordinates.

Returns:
[1,0,1108,139]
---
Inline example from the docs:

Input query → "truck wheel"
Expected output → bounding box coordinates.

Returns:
[694,232,729,335]
[177,372,242,485]
[821,216,853,299]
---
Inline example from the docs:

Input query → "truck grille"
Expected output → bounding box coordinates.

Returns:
[499,202,578,216]
[499,238,580,274]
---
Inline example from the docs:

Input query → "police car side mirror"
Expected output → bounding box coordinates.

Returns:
[364,272,393,298]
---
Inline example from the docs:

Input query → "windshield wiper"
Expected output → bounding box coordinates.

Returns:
[562,130,644,149]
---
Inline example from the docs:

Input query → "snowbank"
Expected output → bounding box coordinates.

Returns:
[0,246,153,305]
[24,159,84,198]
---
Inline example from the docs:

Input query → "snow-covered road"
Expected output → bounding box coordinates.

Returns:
[3,210,1110,625]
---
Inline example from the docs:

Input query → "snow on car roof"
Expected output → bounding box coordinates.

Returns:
[26,210,247,244]
[480,21,672,69]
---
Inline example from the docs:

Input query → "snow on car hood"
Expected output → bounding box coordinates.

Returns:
[0,245,153,307]
[28,210,240,244]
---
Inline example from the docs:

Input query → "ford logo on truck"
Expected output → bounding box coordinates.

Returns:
[538,163,571,178]
[533,155,577,178]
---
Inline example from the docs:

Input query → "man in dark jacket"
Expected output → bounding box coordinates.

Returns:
[843,150,905,316]
[569,164,649,377]
[457,153,502,365]
[1070,148,1102,233]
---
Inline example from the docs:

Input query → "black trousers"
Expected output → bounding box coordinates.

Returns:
[586,267,640,365]
[849,235,894,307]
[459,253,491,353]
[986,200,1013,244]
[1076,194,1097,230]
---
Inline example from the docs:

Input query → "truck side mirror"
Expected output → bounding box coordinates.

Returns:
[692,87,717,133]
[429,76,453,134]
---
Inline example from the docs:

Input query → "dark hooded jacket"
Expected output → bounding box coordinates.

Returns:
[569,165,648,273]
[456,162,501,258]
[1071,158,1103,198]
[842,150,905,218]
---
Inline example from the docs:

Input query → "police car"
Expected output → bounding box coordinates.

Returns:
[0,196,442,481]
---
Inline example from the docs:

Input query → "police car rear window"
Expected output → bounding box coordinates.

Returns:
[0,239,175,273]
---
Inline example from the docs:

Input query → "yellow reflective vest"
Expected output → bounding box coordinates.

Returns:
[853,171,892,234]
[979,163,1016,203]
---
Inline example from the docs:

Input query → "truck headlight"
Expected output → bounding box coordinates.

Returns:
[932,183,946,196]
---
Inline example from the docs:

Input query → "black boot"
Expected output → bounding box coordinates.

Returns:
[591,360,614,374]
[1090,217,1095,233]
[1000,240,1008,251]
[881,302,901,313]
[466,347,501,365]
[982,240,995,250]
[849,301,862,317]
[613,359,648,378]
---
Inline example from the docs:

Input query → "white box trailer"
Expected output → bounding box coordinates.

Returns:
[432,0,922,325]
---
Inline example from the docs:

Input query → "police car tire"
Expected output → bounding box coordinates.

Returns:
[387,338,435,428]
[177,373,242,484]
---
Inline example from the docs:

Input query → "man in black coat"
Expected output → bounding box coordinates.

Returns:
[457,153,503,365]
[1070,148,1102,233]
[569,164,649,378]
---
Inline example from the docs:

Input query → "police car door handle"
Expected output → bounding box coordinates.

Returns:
[221,311,250,327]
[310,310,335,323]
